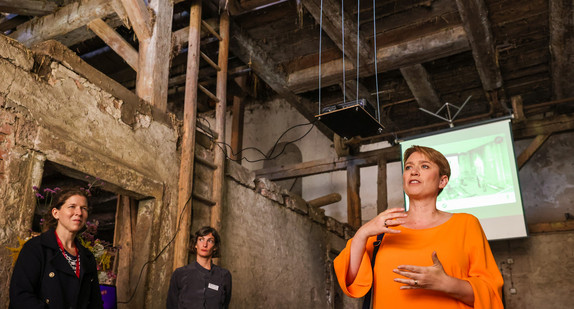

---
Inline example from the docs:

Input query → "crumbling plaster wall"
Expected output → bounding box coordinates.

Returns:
[0,35,180,308]
[221,161,359,309]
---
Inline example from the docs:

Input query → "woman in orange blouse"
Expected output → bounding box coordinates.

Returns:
[334,145,503,308]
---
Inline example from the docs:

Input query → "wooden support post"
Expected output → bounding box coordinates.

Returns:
[377,157,388,214]
[113,195,135,304]
[511,95,525,122]
[134,0,173,111]
[173,0,201,271]
[211,12,230,231]
[307,193,342,208]
[230,76,246,163]
[347,161,361,228]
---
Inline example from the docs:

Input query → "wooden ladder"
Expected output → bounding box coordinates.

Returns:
[172,0,230,269]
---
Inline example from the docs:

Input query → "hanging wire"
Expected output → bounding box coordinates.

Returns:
[341,0,346,103]
[372,0,381,122]
[355,0,360,102]
[318,0,323,114]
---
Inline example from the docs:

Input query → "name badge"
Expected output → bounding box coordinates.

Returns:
[208,283,219,291]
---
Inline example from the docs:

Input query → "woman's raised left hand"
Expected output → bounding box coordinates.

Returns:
[392,251,475,305]
[392,251,449,290]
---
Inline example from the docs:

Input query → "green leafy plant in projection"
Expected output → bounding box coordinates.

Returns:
[6,176,119,285]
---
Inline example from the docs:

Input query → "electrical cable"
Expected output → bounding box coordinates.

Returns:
[197,116,317,163]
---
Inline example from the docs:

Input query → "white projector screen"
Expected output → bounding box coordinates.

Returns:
[400,119,528,240]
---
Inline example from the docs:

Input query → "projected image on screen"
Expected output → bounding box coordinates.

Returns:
[437,134,516,211]
[401,119,528,240]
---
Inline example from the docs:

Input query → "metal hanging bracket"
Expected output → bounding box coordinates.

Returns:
[418,95,472,127]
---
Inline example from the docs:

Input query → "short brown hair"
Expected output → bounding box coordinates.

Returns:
[403,145,451,195]
[190,226,221,258]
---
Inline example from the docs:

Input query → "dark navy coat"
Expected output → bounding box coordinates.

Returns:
[9,229,103,309]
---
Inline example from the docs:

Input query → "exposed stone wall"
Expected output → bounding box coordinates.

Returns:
[0,34,180,309]
[221,161,360,309]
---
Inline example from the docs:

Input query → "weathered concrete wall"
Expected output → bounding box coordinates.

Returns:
[221,161,359,309]
[0,34,180,308]
[491,231,574,308]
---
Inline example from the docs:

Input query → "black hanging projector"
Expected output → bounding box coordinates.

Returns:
[315,98,385,139]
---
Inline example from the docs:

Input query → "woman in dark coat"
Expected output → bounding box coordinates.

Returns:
[9,188,103,309]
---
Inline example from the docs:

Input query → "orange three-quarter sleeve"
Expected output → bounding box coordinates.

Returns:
[333,236,377,298]
[462,215,504,309]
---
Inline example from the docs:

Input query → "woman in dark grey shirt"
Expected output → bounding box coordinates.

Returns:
[167,226,232,309]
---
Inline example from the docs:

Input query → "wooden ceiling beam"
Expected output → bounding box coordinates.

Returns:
[0,0,58,16]
[455,0,501,90]
[87,18,139,71]
[227,0,277,15]
[8,0,115,47]
[119,0,152,41]
[550,0,574,109]
[287,25,470,94]
[400,64,442,111]
[230,20,333,139]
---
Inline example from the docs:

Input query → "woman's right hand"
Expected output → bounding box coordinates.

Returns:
[356,207,408,239]
[346,207,408,285]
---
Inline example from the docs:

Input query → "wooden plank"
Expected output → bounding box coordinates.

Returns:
[127,199,153,308]
[550,0,574,104]
[87,18,139,71]
[9,0,115,47]
[512,114,574,140]
[255,145,401,181]
[119,0,152,41]
[308,193,341,208]
[230,76,246,163]
[455,0,502,91]
[0,0,58,15]
[528,220,574,233]
[211,11,230,231]
[400,64,442,111]
[287,26,470,93]
[113,195,134,305]
[516,134,550,169]
[173,0,201,271]
[347,161,361,228]
[377,157,388,214]
[135,0,173,111]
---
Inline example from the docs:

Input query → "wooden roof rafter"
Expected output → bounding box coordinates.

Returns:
[0,0,58,16]
[87,18,139,71]
[8,0,116,47]
[549,0,574,112]
[118,0,152,41]
[455,0,508,113]
[230,19,334,139]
